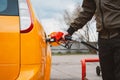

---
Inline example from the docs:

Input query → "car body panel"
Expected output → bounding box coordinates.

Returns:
[0,0,51,80]
[0,16,20,80]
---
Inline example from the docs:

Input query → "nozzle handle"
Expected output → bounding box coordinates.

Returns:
[65,35,72,40]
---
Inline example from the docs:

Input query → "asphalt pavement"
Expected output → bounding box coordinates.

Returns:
[50,54,102,80]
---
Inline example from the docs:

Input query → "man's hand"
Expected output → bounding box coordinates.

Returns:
[67,26,76,35]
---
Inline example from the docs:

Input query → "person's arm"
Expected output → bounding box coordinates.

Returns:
[67,0,96,35]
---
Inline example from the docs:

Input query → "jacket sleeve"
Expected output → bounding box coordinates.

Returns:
[67,0,96,35]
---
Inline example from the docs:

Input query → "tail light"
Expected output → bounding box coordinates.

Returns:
[19,0,33,33]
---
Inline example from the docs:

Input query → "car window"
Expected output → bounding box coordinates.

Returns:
[0,0,19,16]
[0,0,7,12]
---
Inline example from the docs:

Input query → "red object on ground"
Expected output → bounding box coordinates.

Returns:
[81,58,99,80]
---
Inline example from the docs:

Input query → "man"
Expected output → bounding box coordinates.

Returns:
[67,0,120,80]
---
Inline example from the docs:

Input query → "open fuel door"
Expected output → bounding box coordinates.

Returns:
[0,0,20,80]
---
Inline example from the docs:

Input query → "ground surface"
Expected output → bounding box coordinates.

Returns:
[51,54,102,80]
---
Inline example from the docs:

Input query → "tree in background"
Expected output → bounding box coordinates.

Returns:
[63,3,98,53]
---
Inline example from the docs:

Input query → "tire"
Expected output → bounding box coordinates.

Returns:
[96,66,101,76]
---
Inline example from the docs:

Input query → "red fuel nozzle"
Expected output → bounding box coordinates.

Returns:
[47,32,64,46]
[50,32,64,42]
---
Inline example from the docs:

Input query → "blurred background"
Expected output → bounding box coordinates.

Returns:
[30,0,98,54]
[30,0,102,80]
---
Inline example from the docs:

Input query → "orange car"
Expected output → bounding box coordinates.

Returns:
[0,0,51,80]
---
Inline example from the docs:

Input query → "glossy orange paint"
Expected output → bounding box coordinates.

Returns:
[0,16,20,80]
[0,0,51,80]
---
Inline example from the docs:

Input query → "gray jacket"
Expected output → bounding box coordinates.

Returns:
[69,0,120,38]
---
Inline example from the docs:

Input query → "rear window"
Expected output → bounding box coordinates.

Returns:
[0,0,19,16]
